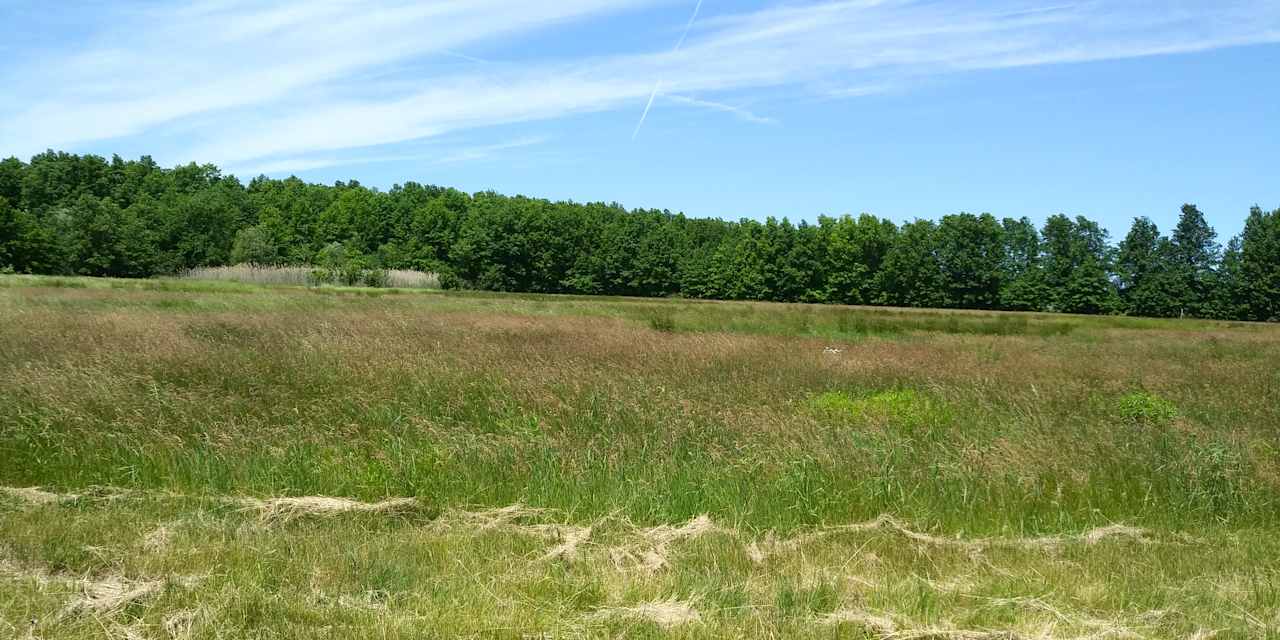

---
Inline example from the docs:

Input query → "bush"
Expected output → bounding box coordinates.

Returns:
[361,268,389,288]
[646,309,677,332]
[307,267,332,287]
[437,270,461,290]
[1116,392,1179,426]
[337,262,366,286]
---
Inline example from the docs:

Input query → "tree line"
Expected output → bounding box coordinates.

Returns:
[1,151,1277,321]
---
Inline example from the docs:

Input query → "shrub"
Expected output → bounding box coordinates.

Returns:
[361,268,389,288]
[337,262,366,287]
[1116,392,1178,426]
[646,309,677,333]
[437,270,461,290]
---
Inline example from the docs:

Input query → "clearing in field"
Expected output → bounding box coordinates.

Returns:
[0,275,1277,639]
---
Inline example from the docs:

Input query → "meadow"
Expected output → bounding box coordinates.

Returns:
[1,274,1277,639]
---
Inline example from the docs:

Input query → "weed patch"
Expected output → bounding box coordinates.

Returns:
[1116,392,1179,427]
[809,389,950,431]
[645,308,678,332]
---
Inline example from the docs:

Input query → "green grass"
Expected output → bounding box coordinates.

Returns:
[1,274,1278,638]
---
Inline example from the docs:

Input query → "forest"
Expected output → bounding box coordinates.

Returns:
[1,150,1277,321]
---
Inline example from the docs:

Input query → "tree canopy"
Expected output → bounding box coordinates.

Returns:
[0,151,1276,321]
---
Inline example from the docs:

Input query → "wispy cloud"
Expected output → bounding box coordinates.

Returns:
[2,0,1278,171]
[0,0,663,158]
[228,136,550,177]
[663,95,777,125]
[430,136,551,167]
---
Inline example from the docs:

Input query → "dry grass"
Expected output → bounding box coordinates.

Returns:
[0,488,1191,561]
[382,269,440,289]
[178,264,315,285]
[589,599,703,628]
[176,264,440,289]
[611,515,728,573]
[1,486,72,506]
[238,496,421,523]
[64,576,164,616]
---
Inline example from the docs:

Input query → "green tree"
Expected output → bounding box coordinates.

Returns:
[1040,214,1117,314]
[999,217,1047,311]
[934,213,1004,309]
[781,220,828,303]
[0,197,22,269]
[107,154,165,208]
[1239,206,1280,321]
[419,189,469,268]
[230,225,278,265]
[20,151,112,211]
[705,220,772,301]
[1167,204,1220,317]
[820,214,896,305]
[0,149,1269,321]
[171,179,249,268]
[452,193,549,291]
[64,195,159,277]
[0,157,24,205]
[876,219,944,308]
[1208,235,1247,320]
[675,216,733,299]
[317,184,372,246]
[1116,217,1176,317]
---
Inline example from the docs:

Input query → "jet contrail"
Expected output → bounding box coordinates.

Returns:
[632,0,704,140]
[631,81,663,141]
[672,0,704,51]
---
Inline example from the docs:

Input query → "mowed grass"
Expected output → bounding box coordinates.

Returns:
[1,274,1278,638]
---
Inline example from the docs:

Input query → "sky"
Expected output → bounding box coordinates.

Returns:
[2,1,1279,239]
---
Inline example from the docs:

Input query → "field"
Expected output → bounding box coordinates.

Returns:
[1,274,1278,639]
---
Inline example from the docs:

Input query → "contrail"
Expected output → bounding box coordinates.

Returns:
[631,81,663,140]
[632,0,704,140]
[672,0,704,51]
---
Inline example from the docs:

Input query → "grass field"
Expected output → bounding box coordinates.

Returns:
[1,274,1278,639]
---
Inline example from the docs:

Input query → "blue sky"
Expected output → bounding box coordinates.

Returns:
[2,1,1278,239]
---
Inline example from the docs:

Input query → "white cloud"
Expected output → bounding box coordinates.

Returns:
[3,0,1278,170]
[227,136,549,177]
[663,95,777,125]
[0,0,666,157]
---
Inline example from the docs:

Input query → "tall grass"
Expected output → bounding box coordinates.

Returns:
[180,264,313,285]
[0,275,1277,638]
[382,268,441,289]
[179,264,440,289]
